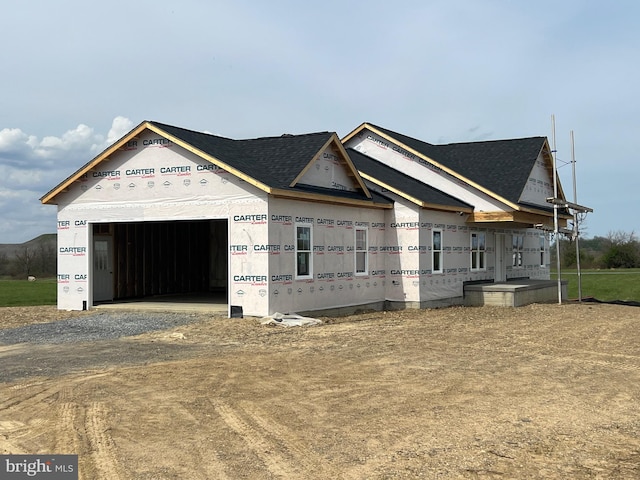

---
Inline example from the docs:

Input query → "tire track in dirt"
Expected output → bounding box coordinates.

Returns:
[84,402,123,480]
[0,383,55,448]
[241,401,325,475]
[173,399,232,480]
[0,344,28,357]
[0,419,31,454]
[0,433,27,455]
[0,384,61,411]
[211,399,297,478]
[55,402,80,455]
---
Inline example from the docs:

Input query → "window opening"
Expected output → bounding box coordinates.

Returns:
[471,232,486,271]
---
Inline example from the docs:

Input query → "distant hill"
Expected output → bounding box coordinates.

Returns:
[0,234,57,260]
[0,234,57,277]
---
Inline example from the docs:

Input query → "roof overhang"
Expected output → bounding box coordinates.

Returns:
[468,209,570,229]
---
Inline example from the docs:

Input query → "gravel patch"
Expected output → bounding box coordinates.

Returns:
[0,311,201,345]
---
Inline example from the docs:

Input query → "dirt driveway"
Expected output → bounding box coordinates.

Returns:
[1,303,640,479]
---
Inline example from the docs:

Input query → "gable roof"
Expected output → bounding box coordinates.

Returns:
[437,136,549,206]
[344,123,564,209]
[347,148,473,212]
[149,122,361,192]
[42,121,391,208]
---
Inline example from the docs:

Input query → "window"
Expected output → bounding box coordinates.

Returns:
[471,232,486,271]
[355,227,368,274]
[540,235,546,267]
[432,229,443,273]
[94,240,109,271]
[296,223,312,278]
[512,234,524,268]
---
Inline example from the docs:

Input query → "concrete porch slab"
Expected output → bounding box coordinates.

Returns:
[464,279,568,307]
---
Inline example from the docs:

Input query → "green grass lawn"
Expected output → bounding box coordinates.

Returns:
[0,278,57,306]
[552,268,640,302]
[1,270,639,307]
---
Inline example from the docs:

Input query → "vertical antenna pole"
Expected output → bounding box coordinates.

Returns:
[571,130,582,302]
[552,115,562,304]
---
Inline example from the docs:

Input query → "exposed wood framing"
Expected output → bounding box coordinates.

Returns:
[106,220,223,299]
[468,210,569,228]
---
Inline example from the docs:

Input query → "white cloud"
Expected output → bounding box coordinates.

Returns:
[0,116,134,243]
[0,128,38,161]
[107,116,135,144]
[34,124,105,160]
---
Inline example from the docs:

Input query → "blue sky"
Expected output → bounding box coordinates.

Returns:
[1,0,637,243]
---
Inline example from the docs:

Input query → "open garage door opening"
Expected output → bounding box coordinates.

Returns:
[92,219,228,307]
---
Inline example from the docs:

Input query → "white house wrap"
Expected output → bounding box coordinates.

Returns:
[42,121,573,316]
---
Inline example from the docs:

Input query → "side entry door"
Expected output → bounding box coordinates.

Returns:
[93,237,113,303]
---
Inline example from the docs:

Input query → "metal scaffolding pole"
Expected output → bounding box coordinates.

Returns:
[571,131,583,302]
[552,115,562,304]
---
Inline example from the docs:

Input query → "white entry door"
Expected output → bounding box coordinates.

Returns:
[93,237,113,302]
[495,233,506,282]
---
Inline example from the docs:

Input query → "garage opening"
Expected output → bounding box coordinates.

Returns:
[92,219,228,306]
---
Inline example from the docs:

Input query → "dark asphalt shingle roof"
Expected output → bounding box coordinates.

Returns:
[347,148,471,210]
[369,124,546,205]
[150,121,335,190]
[438,137,547,205]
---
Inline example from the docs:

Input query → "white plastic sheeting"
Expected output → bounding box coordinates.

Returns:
[260,312,322,327]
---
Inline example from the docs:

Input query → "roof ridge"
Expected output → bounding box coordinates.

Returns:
[367,122,438,147]
[366,122,547,147]
[150,121,333,143]
[243,131,333,142]
[437,136,546,147]
[149,120,236,141]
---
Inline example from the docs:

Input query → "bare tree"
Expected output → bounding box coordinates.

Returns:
[570,212,589,240]
[13,246,37,277]
[0,251,8,276]
[36,241,56,276]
